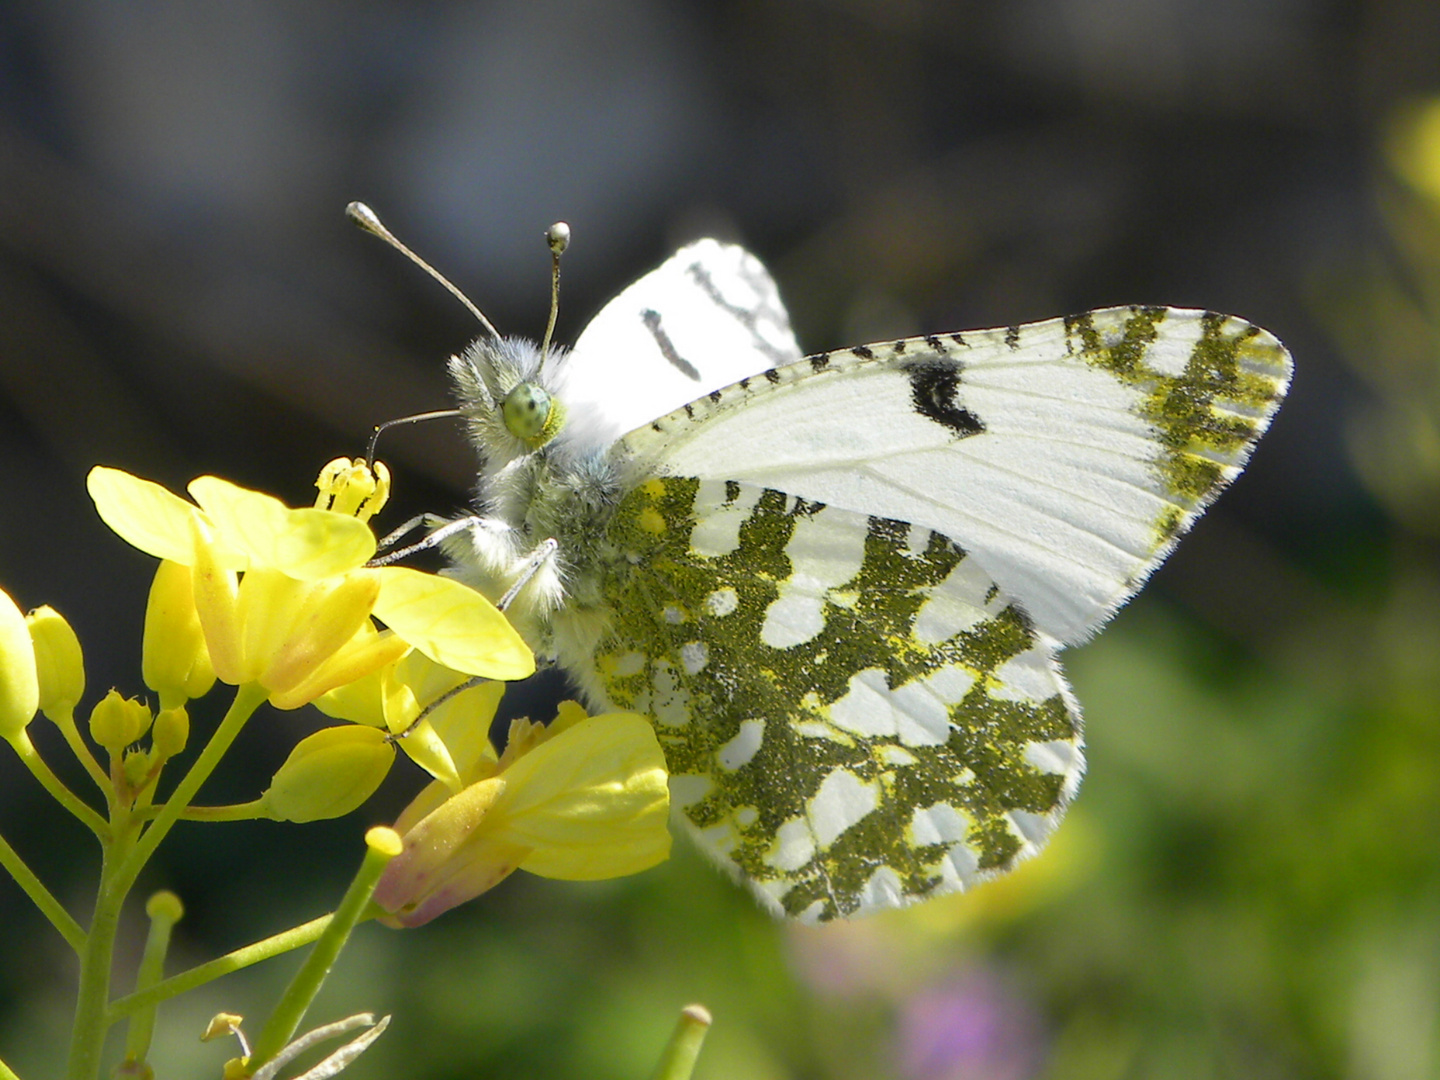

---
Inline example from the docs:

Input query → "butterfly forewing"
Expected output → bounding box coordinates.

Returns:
[558,239,802,450]
[618,306,1292,646]
[572,476,1082,922]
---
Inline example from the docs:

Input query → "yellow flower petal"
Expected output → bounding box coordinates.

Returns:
[189,476,376,579]
[383,651,503,782]
[87,466,246,569]
[189,515,246,685]
[270,623,410,711]
[250,569,382,701]
[373,567,534,680]
[493,713,671,881]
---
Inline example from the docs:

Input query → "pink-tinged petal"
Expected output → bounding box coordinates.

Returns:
[373,776,511,924]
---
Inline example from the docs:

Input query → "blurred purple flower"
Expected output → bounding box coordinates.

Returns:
[897,973,1044,1080]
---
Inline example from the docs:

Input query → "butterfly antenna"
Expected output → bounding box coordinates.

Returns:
[346,201,500,339]
[366,408,462,470]
[538,221,570,374]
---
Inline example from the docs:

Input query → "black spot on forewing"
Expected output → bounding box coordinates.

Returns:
[1004,325,1021,350]
[641,308,702,380]
[903,358,985,437]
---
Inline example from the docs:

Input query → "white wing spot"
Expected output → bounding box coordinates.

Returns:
[1141,313,1203,378]
[808,769,880,849]
[1024,738,1082,776]
[651,661,691,728]
[761,509,868,648]
[858,866,905,911]
[876,745,919,767]
[688,483,762,558]
[679,641,710,674]
[760,592,826,648]
[704,587,739,616]
[991,648,1061,704]
[669,773,713,809]
[828,668,952,747]
[662,605,685,624]
[766,816,816,872]
[735,806,759,828]
[718,718,765,771]
[913,557,1004,644]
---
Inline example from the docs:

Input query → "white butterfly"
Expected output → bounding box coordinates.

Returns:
[438,237,1291,923]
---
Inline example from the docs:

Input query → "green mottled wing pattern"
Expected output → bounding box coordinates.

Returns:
[550,303,1289,922]
[585,475,1082,922]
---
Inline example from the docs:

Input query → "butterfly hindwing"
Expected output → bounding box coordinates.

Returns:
[571,475,1082,922]
[619,306,1292,646]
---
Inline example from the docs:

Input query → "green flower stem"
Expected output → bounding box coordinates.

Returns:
[0,827,85,952]
[68,684,265,1080]
[134,799,267,823]
[9,731,108,838]
[106,913,335,1023]
[66,820,134,1080]
[121,891,184,1070]
[113,683,266,898]
[648,1005,713,1080]
[247,829,402,1072]
[49,707,111,794]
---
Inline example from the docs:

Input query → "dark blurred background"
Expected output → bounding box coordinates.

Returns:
[2,2,1438,1078]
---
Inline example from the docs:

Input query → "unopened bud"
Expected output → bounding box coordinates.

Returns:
[89,690,152,753]
[122,747,151,789]
[143,561,215,707]
[0,586,38,741]
[26,605,85,717]
[152,706,190,760]
[261,726,395,823]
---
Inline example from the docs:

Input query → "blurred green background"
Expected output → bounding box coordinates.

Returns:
[0,2,1437,1078]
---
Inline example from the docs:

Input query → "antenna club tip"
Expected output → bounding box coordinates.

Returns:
[546,222,571,255]
[346,201,385,235]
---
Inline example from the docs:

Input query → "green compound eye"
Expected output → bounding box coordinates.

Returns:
[501,382,564,447]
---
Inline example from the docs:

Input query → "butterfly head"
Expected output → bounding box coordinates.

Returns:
[449,334,574,471]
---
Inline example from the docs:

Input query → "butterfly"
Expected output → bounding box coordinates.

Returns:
[436,237,1291,923]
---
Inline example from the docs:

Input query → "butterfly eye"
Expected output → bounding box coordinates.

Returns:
[502,382,563,447]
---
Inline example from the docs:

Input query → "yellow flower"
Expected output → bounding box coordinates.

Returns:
[316,648,501,790]
[373,700,671,927]
[86,465,533,709]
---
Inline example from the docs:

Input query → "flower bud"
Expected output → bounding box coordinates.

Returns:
[26,605,85,718]
[0,586,38,741]
[143,561,215,707]
[260,726,396,823]
[89,690,152,753]
[152,706,190,759]
[122,747,151,789]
